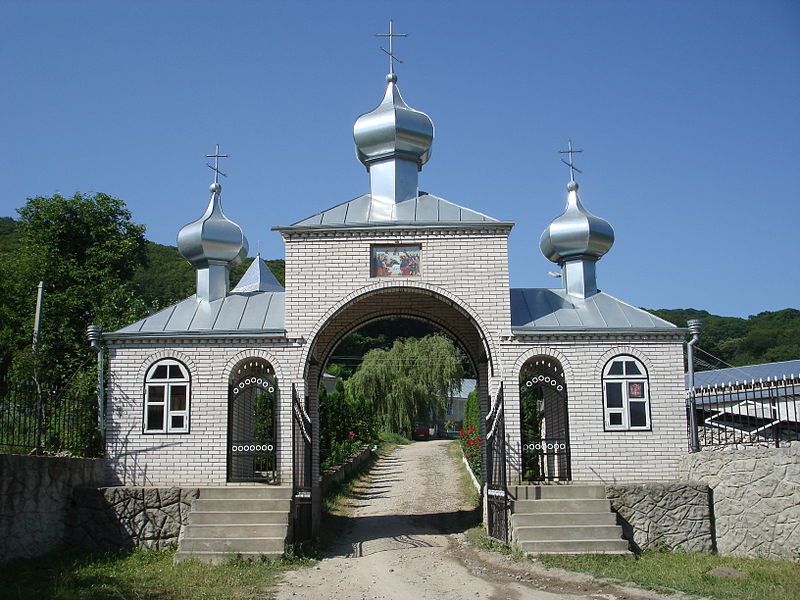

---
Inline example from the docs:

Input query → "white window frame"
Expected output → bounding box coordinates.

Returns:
[602,355,651,431]
[143,359,191,434]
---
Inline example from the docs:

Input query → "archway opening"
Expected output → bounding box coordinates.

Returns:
[299,286,497,540]
[319,316,478,469]
[519,356,571,482]
[228,358,279,483]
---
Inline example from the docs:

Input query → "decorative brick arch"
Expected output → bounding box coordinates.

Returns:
[300,280,497,377]
[593,346,656,380]
[511,346,574,382]
[222,349,285,384]
[136,350,200,387]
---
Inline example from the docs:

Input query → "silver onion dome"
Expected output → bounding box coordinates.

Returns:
[177,181,247,269]
[540,181,615,264]
[354,74,434,170]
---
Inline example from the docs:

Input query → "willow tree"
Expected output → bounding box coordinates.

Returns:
[345,334,464,435]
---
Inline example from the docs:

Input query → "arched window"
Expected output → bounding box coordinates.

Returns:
[144,359,190,433]
[602,355,650,431]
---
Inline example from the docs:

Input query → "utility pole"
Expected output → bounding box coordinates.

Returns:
[87,325,105,443]
[687,319,702,452]
[32,281,45,453]
[32,281,44,351]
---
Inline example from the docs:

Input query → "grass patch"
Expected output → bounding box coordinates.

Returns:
[0,547,306,600]
[377,430,412,445]
[447,440,480,508]
[465,526,524,561]
[538,551,800,600]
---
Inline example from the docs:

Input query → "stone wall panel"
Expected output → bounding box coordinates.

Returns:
[606,482,714,552]
[680,442,800,559]
[68,486,199,551]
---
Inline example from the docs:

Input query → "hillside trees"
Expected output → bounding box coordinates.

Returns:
[1,193,148,388]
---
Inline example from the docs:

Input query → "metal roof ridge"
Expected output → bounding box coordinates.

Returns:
[599,291,678,328]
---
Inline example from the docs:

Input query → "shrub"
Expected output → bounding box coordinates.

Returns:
[459,425,482,482]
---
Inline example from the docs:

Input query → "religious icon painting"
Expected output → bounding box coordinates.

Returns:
[371,245,421,277]
[628,382,645,398]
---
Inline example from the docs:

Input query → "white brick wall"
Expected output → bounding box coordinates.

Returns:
[105,224,687,489]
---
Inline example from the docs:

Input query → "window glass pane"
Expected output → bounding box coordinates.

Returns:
[609,412,623,426]
[606,382,623,408]
[170,385,187,411]
[628,381,645,399]
[608,361,624,375]
[147,405,164,430]
[148,385,165,403]
[151,364,169,379]
[169,364,184,379]
[630,402,647,427]
[625,361,642,375]
[171,415,185,430]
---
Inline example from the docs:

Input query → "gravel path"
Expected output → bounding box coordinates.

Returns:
[275,440,677,600]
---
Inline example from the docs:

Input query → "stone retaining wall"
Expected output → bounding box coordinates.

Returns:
[320,445,372,496]
[68,487,199,551]
[606,482,714,553]
[680,442,800,559]
[0,454,106,564]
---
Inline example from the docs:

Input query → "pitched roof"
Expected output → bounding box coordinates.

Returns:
[510,288,678,333]
[108,259,285,338]
[108,291,285,338]
[281,192,504,229]
[231,255,284,293]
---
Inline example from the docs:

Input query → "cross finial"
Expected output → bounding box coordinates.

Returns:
[375,19,408,76]
[206,144,229,185]
[559,139,583,182]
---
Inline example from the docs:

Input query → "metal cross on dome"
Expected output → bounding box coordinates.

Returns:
[559,139,583,182]
[206,144,228,184]
[375,19,408,75]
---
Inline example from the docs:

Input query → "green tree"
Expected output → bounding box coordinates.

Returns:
[345,334,464,435]
[463,389,479,433]
[1,193,148,388]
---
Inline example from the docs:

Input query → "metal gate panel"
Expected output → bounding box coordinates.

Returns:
[228,364,278,483]
[485,382,508,542]
[520,359,571,482]
[292,383,312,544]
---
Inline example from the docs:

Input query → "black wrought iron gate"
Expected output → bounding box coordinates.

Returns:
[485,382,508,542]
[228,363,278,483]
[292,383,312,544]
[520,358,571,482]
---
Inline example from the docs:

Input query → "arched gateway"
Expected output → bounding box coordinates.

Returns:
[102,56,687,558]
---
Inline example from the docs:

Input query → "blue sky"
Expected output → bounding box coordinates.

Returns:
[2,1,798,318]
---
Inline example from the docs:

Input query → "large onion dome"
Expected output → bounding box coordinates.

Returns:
[353,73,434,170]
[177,181,248,269]
[540,180,615,264]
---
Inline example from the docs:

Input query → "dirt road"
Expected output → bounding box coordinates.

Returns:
[275,440,674,600]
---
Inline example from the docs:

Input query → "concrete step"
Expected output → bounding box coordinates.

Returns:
[174,550,283,564]
[198,486,292,500]
[178,536,286,553]
[512,512,618,527]
[517,538,631,554]
[510,485,606,500]
[182,524,288,538]
[513,498,610,513]
[513,525,623,542]
[192,498,291,512]
[188,510,289,525]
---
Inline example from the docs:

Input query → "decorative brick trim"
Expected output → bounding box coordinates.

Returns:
[136,350,200,387]
[508,346,574,381]
[593,346,656,380]
[300,280,498,376]
[221,349,286,383]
